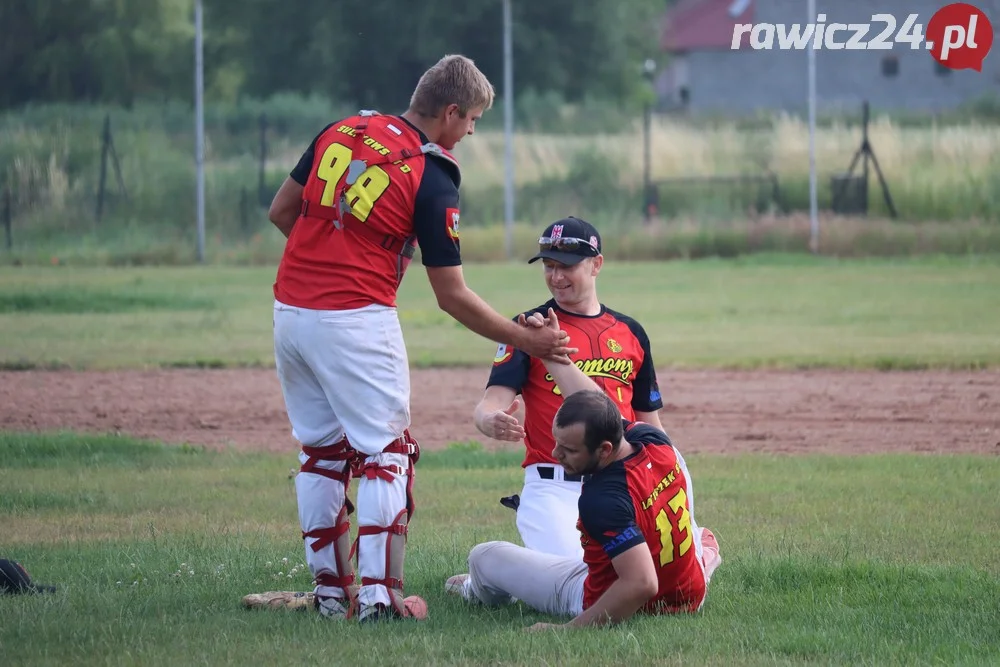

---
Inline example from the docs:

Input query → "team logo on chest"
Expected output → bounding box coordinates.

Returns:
[545,357,635,395]
[606,338,622,353]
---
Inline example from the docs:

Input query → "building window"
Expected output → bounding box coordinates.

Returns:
[934,61,952,76]
[881,56,899,78]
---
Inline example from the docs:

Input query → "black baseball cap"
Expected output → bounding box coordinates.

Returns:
[0,559,57,595]
[528,216,602,266]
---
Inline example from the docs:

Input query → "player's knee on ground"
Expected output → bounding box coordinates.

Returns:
[468,541,511,577]
[466,541,522,607]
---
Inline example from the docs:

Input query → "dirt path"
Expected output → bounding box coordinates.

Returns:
[2,368,998,455]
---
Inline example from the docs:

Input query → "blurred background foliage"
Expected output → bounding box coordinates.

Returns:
[0,0,672,112]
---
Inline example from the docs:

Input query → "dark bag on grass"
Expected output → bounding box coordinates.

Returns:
[0,559,57,595]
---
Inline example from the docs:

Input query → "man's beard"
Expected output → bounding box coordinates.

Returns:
[577,450,604,476]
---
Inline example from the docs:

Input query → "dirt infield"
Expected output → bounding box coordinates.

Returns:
[1,368,998,456]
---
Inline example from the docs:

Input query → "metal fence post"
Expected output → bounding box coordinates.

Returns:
[241,187,250,236]
[3,186,11,251]
[96,114,110,223]
[258,113,268,207]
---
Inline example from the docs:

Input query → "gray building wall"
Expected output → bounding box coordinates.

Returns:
[662,0,1000,114]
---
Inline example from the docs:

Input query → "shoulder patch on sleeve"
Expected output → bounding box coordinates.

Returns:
[445,208,460,241]
[493,343,513,365]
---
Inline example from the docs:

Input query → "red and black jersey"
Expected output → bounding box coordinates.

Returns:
[486,300,663,467]
[577,421,706,614]
[273,114,463,311]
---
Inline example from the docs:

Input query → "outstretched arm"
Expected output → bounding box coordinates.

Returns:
[426,266,576,363]
[528,308,602,396]
[531,310,660,428]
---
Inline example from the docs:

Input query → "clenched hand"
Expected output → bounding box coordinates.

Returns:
[514,308,576,364]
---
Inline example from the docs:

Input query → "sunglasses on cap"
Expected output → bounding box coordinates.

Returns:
[537,236,600,255]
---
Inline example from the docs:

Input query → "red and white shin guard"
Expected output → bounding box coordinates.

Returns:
[295,440,358,611]
[354,432,419,617]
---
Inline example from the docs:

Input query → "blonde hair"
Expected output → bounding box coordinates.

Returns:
[409,54,495,118]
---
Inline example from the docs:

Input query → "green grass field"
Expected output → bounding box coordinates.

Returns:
[2,255,1000,370]
[3,257,998,665]
[1,433,998,665]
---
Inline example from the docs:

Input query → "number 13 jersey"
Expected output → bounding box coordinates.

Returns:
[577,421,707,614]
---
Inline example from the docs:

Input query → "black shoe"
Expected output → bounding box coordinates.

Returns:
[358,603,396,624]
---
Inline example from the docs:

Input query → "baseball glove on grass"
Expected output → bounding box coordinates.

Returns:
[241,590,315,611]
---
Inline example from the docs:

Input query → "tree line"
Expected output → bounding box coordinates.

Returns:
[1,0,672,111]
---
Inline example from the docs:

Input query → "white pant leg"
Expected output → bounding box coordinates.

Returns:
[273,301,345,447]
[275,302,353,598]
[516,472,584,560]
[467,541,586,617]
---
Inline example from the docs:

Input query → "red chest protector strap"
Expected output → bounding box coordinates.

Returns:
[301,110,460,262]
[300,199,417,258]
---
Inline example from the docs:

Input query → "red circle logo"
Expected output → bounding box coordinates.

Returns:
[927,3,994,71]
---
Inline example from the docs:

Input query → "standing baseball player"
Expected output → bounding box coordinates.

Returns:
[474,216,664,560]
[265,55,574,624]
[448,309,721,628]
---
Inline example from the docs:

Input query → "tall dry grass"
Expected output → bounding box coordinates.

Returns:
[459,114,1000,185]
[456,114,1000,222]
[3,104,999,265]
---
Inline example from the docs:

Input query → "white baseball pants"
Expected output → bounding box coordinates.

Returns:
[273,299,412,609]
[516,464,585,560]
[465,529,722,618]
[468,541,588,617]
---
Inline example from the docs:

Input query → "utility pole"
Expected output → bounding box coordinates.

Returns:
[502,0,515,259]
[194,0,206,263]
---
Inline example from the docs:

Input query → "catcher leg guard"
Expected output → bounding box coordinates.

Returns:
[296,440,359,613]
[354,432,419,619]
